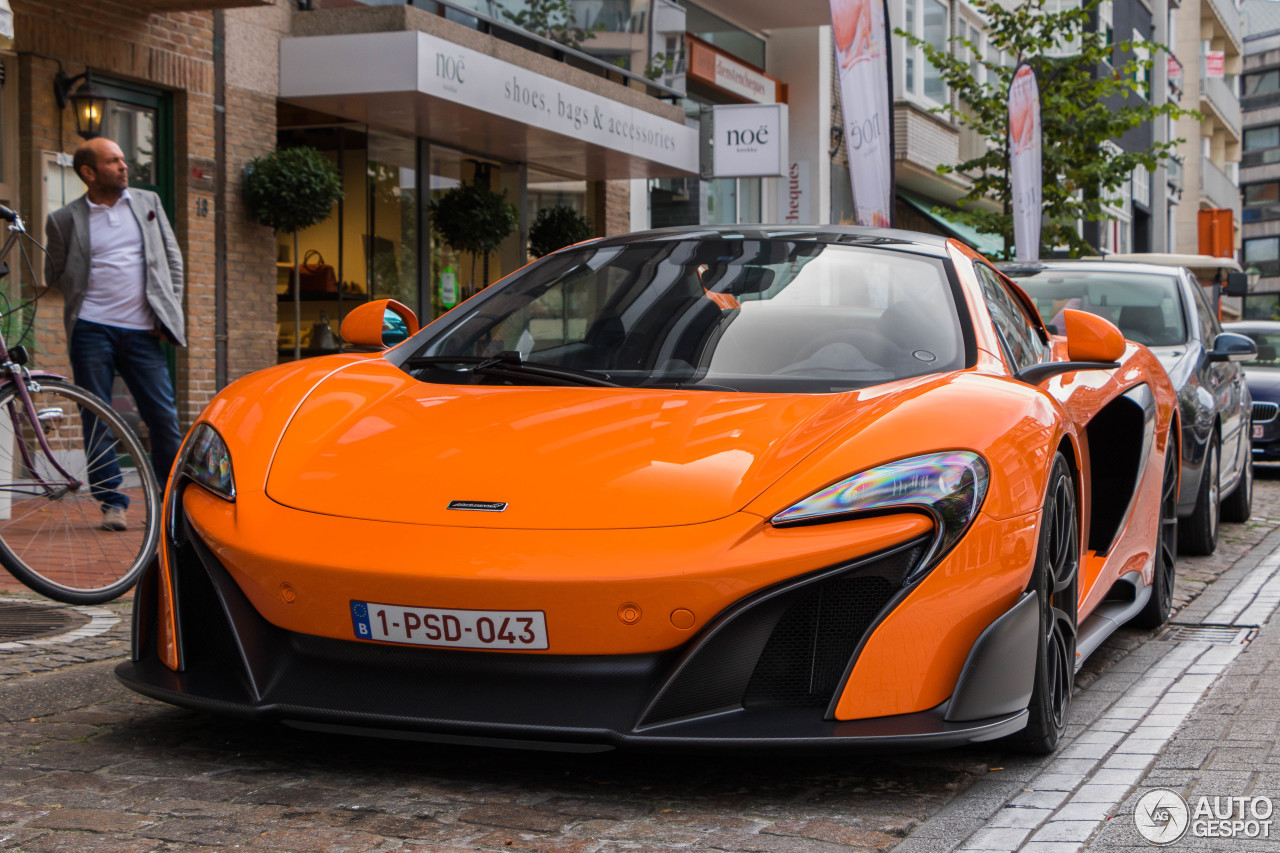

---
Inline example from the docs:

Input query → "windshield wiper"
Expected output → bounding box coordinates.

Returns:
[407,351,620,387]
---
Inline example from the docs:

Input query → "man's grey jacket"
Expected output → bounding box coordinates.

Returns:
[43,189,186,347]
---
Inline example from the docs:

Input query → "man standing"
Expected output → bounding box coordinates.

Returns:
[44,137,185,531]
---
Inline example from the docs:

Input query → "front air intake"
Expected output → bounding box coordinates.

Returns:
[639,538,926,728]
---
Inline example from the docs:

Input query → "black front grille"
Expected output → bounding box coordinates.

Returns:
[640,538,926,727]
[743,574,898,708]
[1254,402,1278,424]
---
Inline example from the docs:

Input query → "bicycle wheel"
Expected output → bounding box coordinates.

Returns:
[0,378,161,604]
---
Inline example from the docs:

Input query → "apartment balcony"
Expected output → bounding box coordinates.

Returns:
[1203,0,1243,55]
[1200,73,1242,142]
[1167,155,1184,192]
[1201,156,1242,218]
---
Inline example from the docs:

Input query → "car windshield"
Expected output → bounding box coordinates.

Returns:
[1235,329,1280,368]
[394,238,968,393]
[1011,269,1187,347]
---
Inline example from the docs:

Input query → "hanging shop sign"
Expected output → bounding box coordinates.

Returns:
[704,103,789,178]
[687,36,783,105]
[280,31,699,174]
[778,160,811,224]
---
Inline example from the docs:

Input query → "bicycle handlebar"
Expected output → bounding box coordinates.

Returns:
[0,206,16,223]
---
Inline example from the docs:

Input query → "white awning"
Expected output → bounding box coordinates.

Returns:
[279,30,699,180]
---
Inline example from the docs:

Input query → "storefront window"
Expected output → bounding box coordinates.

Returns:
[703,177,760,225]
[273,126,426,360]
[427,146,524,321]
[367,132,419,308]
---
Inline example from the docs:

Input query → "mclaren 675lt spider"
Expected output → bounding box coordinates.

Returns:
[118,226,1180,755]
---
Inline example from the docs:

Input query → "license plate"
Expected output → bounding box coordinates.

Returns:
[350,600,548,650]
[1255,424,1265,439]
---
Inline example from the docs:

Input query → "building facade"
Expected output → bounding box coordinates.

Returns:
[2,0,1246,447]
[1241,0,1280,317]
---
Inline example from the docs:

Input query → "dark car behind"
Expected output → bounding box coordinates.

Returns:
[1002,260,1256,556]
[1224,320,1280,462]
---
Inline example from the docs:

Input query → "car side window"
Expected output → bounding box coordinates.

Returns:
[974,263,1046,372]
[1188,274,1221,343]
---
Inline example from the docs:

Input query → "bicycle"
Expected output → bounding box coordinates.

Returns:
[0,204,160,604]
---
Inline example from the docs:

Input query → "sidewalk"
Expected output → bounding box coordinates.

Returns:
[895,523,1280,853]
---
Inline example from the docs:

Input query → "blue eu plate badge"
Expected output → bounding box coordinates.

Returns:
[350,601,372,639]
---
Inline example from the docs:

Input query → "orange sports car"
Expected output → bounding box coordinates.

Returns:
[118,227,1179,754]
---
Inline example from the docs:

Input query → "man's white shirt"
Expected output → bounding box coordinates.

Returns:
[80,189,154,331]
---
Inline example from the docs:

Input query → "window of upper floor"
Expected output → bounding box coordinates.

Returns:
[1243,181,1280,223]
[900,0,949,105]
[1243,68,1280,110]
[1244,125,1280,167]
[1244,236,1280,278]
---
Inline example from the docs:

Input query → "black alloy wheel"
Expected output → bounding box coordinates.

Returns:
[1010,453,1079,754]
[1179,437,1220,556]
[1133,435,1179,630]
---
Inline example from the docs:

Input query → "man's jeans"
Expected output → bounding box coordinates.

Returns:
[69,319,182,511]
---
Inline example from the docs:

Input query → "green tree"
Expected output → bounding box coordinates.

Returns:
[898,0,1196,258]
[529,204,593,257]
[243,146,343,360]
[503,0,600,52]
[429,176,518,295]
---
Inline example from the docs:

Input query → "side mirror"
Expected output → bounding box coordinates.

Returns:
[1224,272,1249,297]
[1063,308,1125,363]
[339,299,420,350]
[1208,332,1258,363]
[1017,309,1124,385]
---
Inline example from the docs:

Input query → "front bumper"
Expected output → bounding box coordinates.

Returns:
[117,495,1035,752]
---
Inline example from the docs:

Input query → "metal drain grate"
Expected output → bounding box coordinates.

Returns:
[0,601,90,641]
[1161,624,1257,645]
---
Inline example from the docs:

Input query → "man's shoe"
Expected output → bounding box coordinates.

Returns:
[101,507,127,531]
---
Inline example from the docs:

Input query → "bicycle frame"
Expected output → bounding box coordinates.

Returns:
[1,368,85,496]
[0,216,82,493]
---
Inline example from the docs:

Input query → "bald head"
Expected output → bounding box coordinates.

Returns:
[73,138,129,204]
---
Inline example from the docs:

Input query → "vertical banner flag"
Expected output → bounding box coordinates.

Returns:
[1009,62,1042,262]
[830,0,894,227]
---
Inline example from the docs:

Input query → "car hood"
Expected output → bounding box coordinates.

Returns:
[1244,366,1280,401]
[263,360,935,529]
[1149,345,1193,389]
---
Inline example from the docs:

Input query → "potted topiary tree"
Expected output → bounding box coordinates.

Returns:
[529,204,593,258]
[243,146,343,360]
[428,175,518,298]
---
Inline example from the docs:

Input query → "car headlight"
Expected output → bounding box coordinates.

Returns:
[181,423,236,501]
[772,451,989,580]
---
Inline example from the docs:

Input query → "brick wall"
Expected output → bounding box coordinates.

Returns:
[14,0,217,428]
[223,87,278,383]
[588,179,633,238]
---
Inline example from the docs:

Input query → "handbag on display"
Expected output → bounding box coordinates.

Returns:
[296,249,338,294]
[310,312,338,351]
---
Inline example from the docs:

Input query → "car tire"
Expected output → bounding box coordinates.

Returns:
[1009,453,1078,755]
[1132,436,1179,630]
[1178,437,1220,556]
[1221,451,1253,524]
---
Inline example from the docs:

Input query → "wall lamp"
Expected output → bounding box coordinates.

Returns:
[54,69,109,140]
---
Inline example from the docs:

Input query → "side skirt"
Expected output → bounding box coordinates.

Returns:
[1074,571,1151,672]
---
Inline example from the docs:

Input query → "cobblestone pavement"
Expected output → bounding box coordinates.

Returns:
[0,471,1278,852]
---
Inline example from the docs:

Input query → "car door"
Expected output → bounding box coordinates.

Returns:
[1188,273,1246,485]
